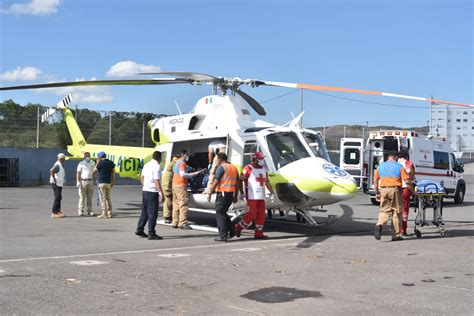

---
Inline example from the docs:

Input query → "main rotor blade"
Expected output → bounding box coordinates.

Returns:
[0,78,190,91]
[235,89,266,116]
[138,72,221,83]
[257,80,474,108]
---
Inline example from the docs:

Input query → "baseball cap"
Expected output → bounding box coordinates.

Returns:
[98,151,106,158]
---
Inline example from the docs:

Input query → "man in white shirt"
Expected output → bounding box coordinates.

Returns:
[50,153,66,219]
[135,151,165,240]
[76,152,96,216]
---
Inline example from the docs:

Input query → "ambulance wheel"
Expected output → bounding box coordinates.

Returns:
[415,229,422,238]
[439,227,448,237]
[454,184,465,204]
[370,197,380,206]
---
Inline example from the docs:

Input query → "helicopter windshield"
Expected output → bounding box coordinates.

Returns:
[266,131,311,169]
[302,131,331,162]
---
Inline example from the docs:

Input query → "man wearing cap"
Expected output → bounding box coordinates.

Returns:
[373,152,410,241]
[50,153,66,218]
[93,151,115,219]
[235,151,275,239]
[76,152,96,216]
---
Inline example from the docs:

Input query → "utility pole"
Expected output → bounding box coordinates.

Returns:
[109,111,112,145]
[142,121,145,147]
[36,106,40,149]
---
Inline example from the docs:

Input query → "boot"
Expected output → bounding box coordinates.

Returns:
[97,212,107,219]
[254,230,269,239]
[234,224,242,237]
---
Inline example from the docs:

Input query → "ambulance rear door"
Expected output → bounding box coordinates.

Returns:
[340,138,364,189]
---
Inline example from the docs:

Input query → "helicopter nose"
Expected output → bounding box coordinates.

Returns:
[276,157,357,204]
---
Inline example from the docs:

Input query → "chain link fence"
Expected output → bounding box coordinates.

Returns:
[0,100,163,148]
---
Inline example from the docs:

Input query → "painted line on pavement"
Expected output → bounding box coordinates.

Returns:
[0,236,308,264]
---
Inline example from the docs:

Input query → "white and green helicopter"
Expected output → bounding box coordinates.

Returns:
[2,72,471,226]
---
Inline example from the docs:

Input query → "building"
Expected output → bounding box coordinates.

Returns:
[430,103,474,158]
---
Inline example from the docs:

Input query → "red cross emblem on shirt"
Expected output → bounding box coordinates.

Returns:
[256,173,266,186]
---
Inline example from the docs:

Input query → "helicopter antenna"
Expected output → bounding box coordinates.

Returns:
[174,100,182,115]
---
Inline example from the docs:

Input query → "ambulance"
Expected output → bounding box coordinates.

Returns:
[340,130,466,205]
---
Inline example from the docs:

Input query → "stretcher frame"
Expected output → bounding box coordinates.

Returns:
[413,182,448,238]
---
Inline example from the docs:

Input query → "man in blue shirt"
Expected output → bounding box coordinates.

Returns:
[93,151,115,219]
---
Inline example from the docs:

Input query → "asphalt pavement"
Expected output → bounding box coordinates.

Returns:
[0,185,473,315]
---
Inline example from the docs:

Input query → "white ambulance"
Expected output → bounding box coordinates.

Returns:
[340,131,466,205]
[362,130,466,205]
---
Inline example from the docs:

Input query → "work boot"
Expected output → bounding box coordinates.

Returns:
[148,234,163,240]
[106,212,113,219]
[234,224,242,238]
[135,231,148,238]
[58,211,65,218]
[97,212,107,219]
[51,212,62,219]
[374,225,382,240]
[254,230,268,239]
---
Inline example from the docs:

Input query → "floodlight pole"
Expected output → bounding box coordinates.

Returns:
[36,106,40,149]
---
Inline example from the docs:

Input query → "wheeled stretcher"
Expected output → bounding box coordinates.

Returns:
[413,180,448,238]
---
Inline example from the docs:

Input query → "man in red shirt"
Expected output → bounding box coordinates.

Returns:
[235,152,275,239]
[398,150,415,236]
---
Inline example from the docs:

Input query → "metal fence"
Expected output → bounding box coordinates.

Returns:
[0,104,159,149]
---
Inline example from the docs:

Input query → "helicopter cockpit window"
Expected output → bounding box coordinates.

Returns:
[266,132,310,169]
[302,132,330,162]
[152,128,160,143]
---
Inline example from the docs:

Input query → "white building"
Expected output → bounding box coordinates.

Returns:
[430,104,474,158]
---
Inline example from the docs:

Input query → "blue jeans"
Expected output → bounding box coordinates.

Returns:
[137,191,159,235]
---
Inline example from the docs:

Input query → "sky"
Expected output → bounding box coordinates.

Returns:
[0,0,472,128]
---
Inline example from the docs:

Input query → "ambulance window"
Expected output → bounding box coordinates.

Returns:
[433,151,449,170]
[344,148,360,165]
[243,141,257,166]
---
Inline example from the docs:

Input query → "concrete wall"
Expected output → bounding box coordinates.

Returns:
[0,148,139,186]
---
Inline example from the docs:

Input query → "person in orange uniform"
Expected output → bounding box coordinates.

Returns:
[235,151,275,239]
[172,150,202,229]
[398,150,415,236]
[374,151,410,241]
[207,152,239,241]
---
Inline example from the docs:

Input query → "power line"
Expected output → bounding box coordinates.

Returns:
[260,90,299,104]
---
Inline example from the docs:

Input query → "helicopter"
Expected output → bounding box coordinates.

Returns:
[1,72,472,226]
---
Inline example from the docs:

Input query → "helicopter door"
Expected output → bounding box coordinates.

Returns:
[339,138,364,189]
